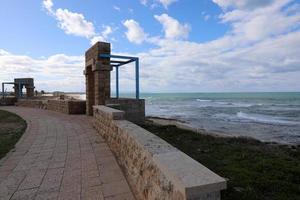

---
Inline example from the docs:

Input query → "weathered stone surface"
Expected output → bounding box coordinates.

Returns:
[85,42,112,115]
[0,106,134,200]
[93,106,227,200]
[106,98,145,124]
[16,99,86,114]
[0,97,17,106]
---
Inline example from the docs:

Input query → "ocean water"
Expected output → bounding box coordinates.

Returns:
[77,92,300,145]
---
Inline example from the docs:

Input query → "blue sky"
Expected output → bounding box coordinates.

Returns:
[0,0,300,92]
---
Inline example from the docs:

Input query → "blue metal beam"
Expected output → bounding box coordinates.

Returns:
[116,66,119,98]
[100,54,138,60]
[135,58,139,99]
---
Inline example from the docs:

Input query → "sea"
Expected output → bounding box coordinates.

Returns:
[75,92,300,145]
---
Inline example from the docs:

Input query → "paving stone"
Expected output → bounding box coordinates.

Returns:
[0,107,134,200]
[105,192,135,200]
[102,180,132,197]
[10,188,38,200]
[35,191,59,200]
[19,168,47,190]
[38,168,64,193]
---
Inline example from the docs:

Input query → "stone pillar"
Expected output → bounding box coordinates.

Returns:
[14,84,19,97]
[85,67,95,115]
[25,86,35,98]
[85,42,112,115]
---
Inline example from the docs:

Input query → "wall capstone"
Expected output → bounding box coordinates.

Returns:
[93,105,226,200]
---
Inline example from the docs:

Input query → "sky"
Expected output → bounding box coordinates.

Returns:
[0,0,300,93]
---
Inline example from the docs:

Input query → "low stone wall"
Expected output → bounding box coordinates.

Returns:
[93,105,226,200]
[0,97,17,106]
[47,100,86,114]
[16,99,86,114]
[15,99,46,109]
[105,98,145,124]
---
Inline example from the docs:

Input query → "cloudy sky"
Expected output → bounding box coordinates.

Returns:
[0,0,299,92]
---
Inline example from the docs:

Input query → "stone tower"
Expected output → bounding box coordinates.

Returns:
[84,42,112,115]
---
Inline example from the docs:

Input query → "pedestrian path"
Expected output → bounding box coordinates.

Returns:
[0,106,134,200]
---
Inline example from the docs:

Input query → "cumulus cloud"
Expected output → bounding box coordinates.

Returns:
[55,8,95,38]
[118,0,300,92]
[218,0,300,41]
[42,0,112,43]
[212,0,275,10]
[43,0,54,13]
[123,19,147,44]
[90,26,113,45]
[3,0,298,92]
[140,0,177,9]
[157,0,178,9]
[154,14,190,39]
[0,50,84,92]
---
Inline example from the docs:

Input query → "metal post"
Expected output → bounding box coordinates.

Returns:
[116,66,119,98]
[135,58,139,99]
[2,83,4,98]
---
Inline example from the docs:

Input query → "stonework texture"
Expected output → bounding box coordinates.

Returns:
[106,98,145,124]
[85,42,112,115]
[16,99,86,114]
[0,106,134,200]
[0,97,17,106]
[93,106,226,200]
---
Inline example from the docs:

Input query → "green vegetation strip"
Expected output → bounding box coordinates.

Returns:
[0,109,27,159]
[141,122,300,200]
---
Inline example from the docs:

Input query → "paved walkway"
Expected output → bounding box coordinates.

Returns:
[0,107,134,200]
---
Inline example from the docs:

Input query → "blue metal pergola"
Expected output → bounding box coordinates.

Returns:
[99,54,139,99]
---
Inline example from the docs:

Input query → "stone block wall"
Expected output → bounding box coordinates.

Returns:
[16,99,86,114]
[16,99,45,109]
[105,98,145,124]
[93,105,226,200]
[47,100,86,114]
[0,97,17,106]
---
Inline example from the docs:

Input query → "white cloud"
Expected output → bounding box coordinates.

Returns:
[42,0,113,44]
[55,8,95,38]
[0,50,84,92]
[102,26,113,39]
[42,0,54,13]
[218,0,300,41]
[123,19,147,44]
[5,0,297,92]
[212,0,275,10]
[157,0,177,9]
[140,0,148,6]
[116,0,300,92]
[154,14,190,39]
[113,5,120,11]
[140,0,177,9]
[90,35,105,45]
[90,26,113,45]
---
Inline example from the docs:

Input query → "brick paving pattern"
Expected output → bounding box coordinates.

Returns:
[0,107,134,200]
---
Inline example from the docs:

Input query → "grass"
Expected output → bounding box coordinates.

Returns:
[141,122,300,200]
[0,109,27,159]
